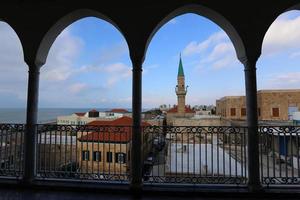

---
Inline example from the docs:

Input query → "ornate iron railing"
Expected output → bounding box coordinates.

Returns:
[36,124,132,183]
[259,126,300,185]
[0,124,25,178]
[1,123,300,187]
[142,126,248,185]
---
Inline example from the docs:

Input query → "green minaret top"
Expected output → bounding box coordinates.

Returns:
[178,54,184,77]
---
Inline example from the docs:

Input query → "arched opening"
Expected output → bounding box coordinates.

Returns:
[258,10,300,185]
[143,12,247,185]
[0,21,27,123]
[0,20,27,177]
[39,16,131,119]
[37,16,132,180]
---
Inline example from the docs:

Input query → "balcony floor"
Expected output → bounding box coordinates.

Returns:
[1,187,300,200]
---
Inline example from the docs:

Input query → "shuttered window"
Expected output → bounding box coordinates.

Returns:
[272,108,279,117]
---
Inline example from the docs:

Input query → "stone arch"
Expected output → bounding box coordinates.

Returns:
[259,3,300,58]
[145,4,246,62]
[35,8,129,67]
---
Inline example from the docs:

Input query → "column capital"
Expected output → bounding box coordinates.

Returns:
[25,60,43,72]
[240,56,259,72]
[129,47,145,67]
[131,55,143,72]
[131,56,144,68]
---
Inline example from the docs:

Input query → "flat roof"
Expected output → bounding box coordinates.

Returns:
[258,89,300,93]
[166,143,245,176]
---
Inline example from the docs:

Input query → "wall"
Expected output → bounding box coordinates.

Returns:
[216,90,300,121]
[77,141,130,175]
[258,90,300,121]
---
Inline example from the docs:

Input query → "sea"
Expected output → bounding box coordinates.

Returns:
[0,108,133,124]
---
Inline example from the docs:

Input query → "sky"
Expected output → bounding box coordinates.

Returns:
[0,11,300,109]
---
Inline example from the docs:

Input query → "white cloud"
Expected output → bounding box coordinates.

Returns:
[290,51,300,59]
[182,31,238,71]
[77,62,131,88]
[97,42,128,64]
[182,31,227,56]
[0,22,28,107]
[264,72,300,89]
[143,64,159,75]
[41,29,84,81]
[68,83,87,94]
[263,15,300,56]
[105,63,131,87]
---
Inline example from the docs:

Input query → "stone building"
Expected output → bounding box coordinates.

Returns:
[57,109,132,125]
[216,89,300,121]
[216,96,246,120]
[77,116,151,178]
[166,56,195,125]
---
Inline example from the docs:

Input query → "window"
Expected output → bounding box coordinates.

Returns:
[258,108,261,117]
[272,107,279,117]
[107,152,113,163]
[82,151,89,161]
[115,152,126,164]
[93,151,101,161]
[241,108,246,116]
[230,108,236,116]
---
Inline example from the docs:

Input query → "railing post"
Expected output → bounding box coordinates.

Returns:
[23,62,41,185]
[242,57,262,191]
[130,55,143,193]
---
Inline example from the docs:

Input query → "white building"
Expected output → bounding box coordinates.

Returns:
[57,109,131,125]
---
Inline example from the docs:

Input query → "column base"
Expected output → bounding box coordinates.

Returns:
[248,183,263,193]
[130,182,143,197]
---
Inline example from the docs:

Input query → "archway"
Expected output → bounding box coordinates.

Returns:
[0,21,27,123]
[143,12,247,185]
[258,10,300,185]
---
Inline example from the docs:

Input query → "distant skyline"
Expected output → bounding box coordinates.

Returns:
[0,11,299,108]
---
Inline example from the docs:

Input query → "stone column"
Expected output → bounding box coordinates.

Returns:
[23,62,41,184]
[242,57,261,191]
[130,55,143,193]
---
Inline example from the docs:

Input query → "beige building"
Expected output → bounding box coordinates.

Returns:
[77,116,151,179]
[216,89,300,121]
[216,96,246,120]
[78,129,131,177]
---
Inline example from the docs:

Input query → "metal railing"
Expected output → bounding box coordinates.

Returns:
[1,123,300,188]
[0,124,24,178]
[142,126,248,185]
[259,126,300,185]
[36,124,131,183]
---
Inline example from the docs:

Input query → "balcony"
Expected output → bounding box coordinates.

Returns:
[1,124,299,194]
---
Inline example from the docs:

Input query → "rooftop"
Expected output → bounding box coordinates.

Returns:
[167,106,195,113]
[80,116,150,143]
[109,108,129,113]
[74,112,85,116]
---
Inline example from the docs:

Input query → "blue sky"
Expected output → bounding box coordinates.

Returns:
[0,11,299,108]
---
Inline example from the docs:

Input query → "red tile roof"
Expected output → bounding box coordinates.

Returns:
[109,108,129,113]
[86,120,112,126]
[89,109,99,112]
[75,112,85,116]
[167,106,195,113]
[80,116,150,143]
[79,128,132,143]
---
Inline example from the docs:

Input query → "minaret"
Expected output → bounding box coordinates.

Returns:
[175,55,187,114]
